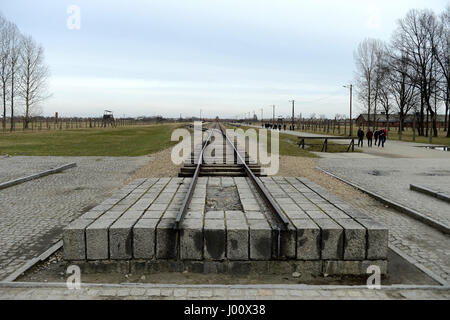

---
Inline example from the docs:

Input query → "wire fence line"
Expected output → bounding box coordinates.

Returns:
[0,117,189,134]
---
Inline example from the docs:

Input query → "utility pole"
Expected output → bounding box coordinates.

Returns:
[200,109,202,121]
[261,108,263,124]
[272,105,275,124]
[289,100,295,130]
[343,84,353,136]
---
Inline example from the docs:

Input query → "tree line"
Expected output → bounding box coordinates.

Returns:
[0,13,50,132]
[354,6,449,139]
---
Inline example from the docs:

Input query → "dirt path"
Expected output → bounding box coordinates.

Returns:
[126,148,182,183]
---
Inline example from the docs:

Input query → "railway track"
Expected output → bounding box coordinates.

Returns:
[63,120,389,272]
[178,122,263,177]
[174,122,290,239]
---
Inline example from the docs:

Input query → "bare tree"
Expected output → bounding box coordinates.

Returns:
[372,43,390,130]
[18,35,49,128]
[354,38,384,130]
[7,21,21,132]
[393,9,441,137]
[0,14,10,132]
[386,51,419,139]
[433,5,450,136]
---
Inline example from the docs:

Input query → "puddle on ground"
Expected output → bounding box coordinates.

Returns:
[416,146,449,151]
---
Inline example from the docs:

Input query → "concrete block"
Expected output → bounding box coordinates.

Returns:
[185,211,204,219]
[204,219,226,260]
[148,203,169,211]
[225,210,246,221]
[86,219,116,260]
[305,210,328,219]
[242,203,260,211]
[314,219,344,260]
[248,219,272,260]
[80,210,104,220]
[120,210,144,220]
[204,210,224,220]
[245,211,266,220]
[63,219,94,260]
[133,219,159,259]
[324,209,351,219]
[180,219,203,260]
[282,209,309,220]
[357,218,389,259]
[156,219,177,259]
[141,210,164,219]
[279,224,297,259]
[101,210,125,220]
[336,218,366,260]
[162,210,178,219]
[291,219,320,260]
[109,219,137,259]
[226,220,249,260]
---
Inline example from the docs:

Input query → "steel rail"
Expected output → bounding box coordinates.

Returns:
[218,124,290,229]
[173,123,215,230]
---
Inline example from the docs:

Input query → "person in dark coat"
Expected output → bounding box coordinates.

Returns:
[378,129,385,147]
[374,130,380,145]
[379,128,387,147]
[366,129,373,147]
[357,127,364,147]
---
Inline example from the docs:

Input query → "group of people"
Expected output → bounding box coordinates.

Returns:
[357,127,388,148]
[263,123,295,131]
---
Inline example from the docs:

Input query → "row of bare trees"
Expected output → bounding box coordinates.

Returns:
[0,13,49,132]
[354,6,449,139]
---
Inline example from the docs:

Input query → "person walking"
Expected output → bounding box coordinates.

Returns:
[374,130,380,146]
[378,129,385,147]
[357,127,364,147]
[381,127,387,147]
[366,128,373,147]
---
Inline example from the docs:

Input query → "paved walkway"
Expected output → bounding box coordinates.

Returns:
[0,156,149,280]
[0,283,448,300]
[319,158,450,229]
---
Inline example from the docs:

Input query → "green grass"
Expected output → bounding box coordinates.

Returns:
[0,124,183,156]
[225,123,318,157]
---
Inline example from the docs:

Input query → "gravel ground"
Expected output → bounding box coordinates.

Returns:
[276,155,450,284]
[126,148,182,183]
[0,156,149,280]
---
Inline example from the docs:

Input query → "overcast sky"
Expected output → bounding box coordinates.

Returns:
[1,0,448,119]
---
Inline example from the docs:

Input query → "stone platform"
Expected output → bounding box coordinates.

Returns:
[63,176,389,275]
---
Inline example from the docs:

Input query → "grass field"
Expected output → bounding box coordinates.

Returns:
[0,123,183,156]
[225,124,315,157]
